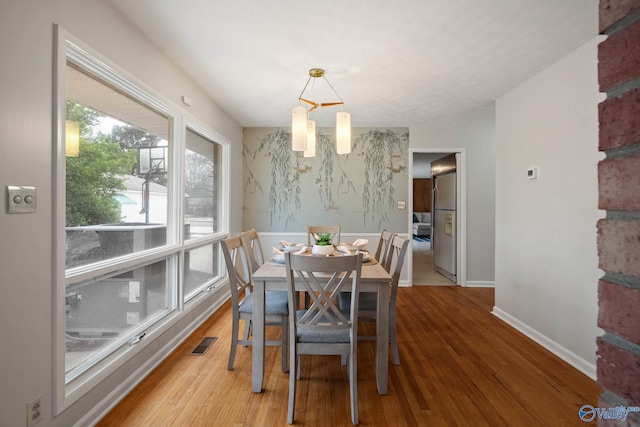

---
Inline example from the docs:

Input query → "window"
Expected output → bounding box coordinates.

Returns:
[185,127,221,238]
[183,243,219,301]
[65,64,171,269]
[62,57,177,383]
[54,28,228,411]
[182,127,223,301]
[66,259,169,374]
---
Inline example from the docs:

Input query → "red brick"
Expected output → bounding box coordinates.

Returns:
[599,88,640,150]
[599,155,640,210]
[597,396,640,426]
[598,219,640,278]
[598,280,640,345]
[597,338,640,405]
[599,18,640,90]
[600,0,640,33]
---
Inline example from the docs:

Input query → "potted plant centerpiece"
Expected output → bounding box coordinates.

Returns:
[312,233,335,256]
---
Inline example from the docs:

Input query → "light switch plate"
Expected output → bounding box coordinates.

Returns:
[7,186,37,213]
[397,201,406,209]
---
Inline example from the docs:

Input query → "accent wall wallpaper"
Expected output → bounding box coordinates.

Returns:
[242,127,409,232]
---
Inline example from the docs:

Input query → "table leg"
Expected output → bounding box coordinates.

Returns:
[252,280,265,393]
[376,282,389,394]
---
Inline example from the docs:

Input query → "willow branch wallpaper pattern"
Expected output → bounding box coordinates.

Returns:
[242,127,408,232]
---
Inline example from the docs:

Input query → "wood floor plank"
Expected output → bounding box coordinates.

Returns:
[97,287,600,426]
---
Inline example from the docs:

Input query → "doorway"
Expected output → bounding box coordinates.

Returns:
[408,149,466,286]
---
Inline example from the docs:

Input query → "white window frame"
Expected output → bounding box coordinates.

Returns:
[53,25,230,414]
[181,120,230,303]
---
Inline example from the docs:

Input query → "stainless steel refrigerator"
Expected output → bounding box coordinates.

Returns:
[433,171,456,282]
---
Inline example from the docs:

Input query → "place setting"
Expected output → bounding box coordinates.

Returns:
[268,239,376,265]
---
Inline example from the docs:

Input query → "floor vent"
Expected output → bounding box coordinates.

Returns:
[191,337,217,355]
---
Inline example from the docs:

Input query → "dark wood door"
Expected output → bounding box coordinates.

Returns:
[413,179,431,212]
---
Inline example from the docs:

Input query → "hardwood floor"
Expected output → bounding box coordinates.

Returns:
[97,287,599,426]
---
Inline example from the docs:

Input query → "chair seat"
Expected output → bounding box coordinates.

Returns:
[295,310,350,343]
[239,290,289,315]
[338,291,377,312]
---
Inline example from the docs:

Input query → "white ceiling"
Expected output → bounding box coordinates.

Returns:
[108,0,598,128]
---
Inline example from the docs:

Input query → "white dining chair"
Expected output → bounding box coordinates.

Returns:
[284,251,363,425]
[221,235,288,372]
[339,235,409,365]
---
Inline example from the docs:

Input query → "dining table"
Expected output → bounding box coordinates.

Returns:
[250,252,393,395]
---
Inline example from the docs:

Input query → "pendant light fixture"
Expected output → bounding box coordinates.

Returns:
[291,68,351,156]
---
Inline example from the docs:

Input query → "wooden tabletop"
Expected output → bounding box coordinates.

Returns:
[252,257,392,284]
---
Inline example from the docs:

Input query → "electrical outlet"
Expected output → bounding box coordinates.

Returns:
[27,395,43,427]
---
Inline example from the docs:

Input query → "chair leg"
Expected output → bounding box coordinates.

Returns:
[391,335,400,366]
[228,314,239,370]
[288,342,296,424]
[242,319,251,345]
[281,316,289,373]
[349,348,359,425]
[390,307,400,365]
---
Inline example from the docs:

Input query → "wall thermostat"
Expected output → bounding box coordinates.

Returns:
[527,166,539,180]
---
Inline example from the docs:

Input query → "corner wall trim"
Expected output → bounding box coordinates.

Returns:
[492,306,596,380]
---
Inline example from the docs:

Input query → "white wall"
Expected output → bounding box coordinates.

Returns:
[494,37,604,378]
[0,1,242,426]
[410,109,496,284]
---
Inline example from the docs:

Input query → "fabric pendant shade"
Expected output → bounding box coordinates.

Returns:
[304,120,316,157]
[291,106,307,151]
[336,112,351,154]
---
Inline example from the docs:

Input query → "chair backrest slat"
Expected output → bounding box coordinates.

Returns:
[241,229,264,274]
[375,229,396,271]
[387,235,409,301]
[221,235,252,304]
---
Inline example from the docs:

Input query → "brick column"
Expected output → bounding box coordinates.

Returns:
[597,1,640,426]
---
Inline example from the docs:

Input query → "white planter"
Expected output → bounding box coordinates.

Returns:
[312,244,334,256]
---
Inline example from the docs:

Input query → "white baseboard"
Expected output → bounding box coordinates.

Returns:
[465,280,495,287]
[492,307,596,381]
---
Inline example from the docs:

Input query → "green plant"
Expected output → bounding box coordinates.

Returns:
[314,233,332,246]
